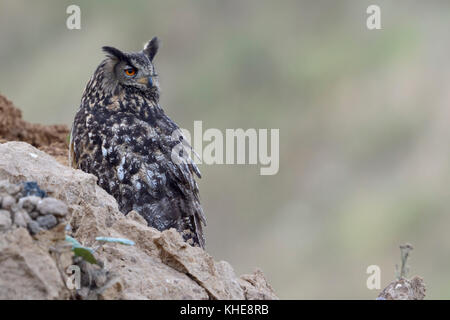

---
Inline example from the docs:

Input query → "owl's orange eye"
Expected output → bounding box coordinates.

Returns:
[124,67,136,76]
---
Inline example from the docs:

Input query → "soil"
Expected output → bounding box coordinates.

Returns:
[0,94,70,165]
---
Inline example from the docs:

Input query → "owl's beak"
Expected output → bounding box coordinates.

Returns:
[137,76,153,87]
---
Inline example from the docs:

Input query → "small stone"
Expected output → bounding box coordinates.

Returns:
[27,220,42,235]
[36,198,68,217]
[13,210,31,228]
[18,196,41,213]
[1,195,16,210]
[36,214,58,229]
[0,210,12,231]
[0,180,21,196]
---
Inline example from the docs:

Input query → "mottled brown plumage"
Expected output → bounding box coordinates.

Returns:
[69,37,206,247]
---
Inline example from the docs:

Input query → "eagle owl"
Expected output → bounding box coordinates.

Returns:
[69,37,206,247]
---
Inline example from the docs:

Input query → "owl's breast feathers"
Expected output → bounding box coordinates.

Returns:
[70,85,206,247]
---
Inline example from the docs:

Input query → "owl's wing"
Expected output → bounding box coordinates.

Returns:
[155,111,206,247]
[179,135,202,178]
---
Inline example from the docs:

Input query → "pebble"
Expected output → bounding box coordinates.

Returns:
[1,195,16,210]
[0,180,21,196]
[36,198,68,217]
[36,214,58,229]
[27,221,42,235]
[0,181,66,235]
[18,196,41,213]
[0,210,12,231]
[13,210,31,228]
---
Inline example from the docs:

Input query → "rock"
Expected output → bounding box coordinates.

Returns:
[0,209,12,231]
[0,228,68,299]
[27,221,42,235]
[154,229,245,299]
[103,213,209,299]
[36,198,68,217]
[18,196,41,213]
[36,214,58,229]
[0,142,117,215]
[1,195,16,211]
[13,210,31,228]
[239,269,279,300]
[0,179,21,196]
[0,141,277,300]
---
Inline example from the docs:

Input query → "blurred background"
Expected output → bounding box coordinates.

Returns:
[1,0,450,299]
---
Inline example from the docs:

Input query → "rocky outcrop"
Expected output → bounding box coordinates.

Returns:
[0,141,277,300]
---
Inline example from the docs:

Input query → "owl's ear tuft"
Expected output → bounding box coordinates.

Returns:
[102,46,128,62]
[143,37,160,61]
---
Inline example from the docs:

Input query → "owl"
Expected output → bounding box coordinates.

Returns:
[69,37,206,247]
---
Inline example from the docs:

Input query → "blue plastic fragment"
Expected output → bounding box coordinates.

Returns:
[65,235,94,253]
[95,236,135,246]
[22,181,47,198]
[65,235,82,248]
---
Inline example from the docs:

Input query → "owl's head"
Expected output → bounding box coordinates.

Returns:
[100,37,160,100]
